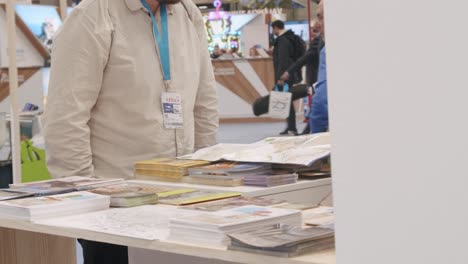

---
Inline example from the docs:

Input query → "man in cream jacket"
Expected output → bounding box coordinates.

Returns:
[44,0,218,262]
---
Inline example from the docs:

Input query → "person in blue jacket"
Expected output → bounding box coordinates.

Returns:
[310,0,329,133]
[310,47,328,133]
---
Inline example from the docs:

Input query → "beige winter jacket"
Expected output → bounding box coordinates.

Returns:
[44,0,218,179]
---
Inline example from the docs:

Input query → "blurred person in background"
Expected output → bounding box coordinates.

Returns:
[280,21,325,134]
[211,45,223,59]
[272,20,301,136]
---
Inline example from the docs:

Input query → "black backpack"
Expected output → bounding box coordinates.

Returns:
[287,34,306,83]
[289,34,306,61]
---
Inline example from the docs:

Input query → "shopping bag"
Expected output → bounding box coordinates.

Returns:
[21,140,51,183]
[268,84,292,119]
[253,84,308,116]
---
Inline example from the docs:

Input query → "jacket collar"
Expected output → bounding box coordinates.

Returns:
[125,0,176,14]
[125,0,143,11]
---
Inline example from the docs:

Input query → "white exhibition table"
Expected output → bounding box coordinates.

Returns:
[0,178,334,264]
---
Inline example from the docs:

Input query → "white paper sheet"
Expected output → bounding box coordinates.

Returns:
[36,205,198,240]
[180,133,331,166]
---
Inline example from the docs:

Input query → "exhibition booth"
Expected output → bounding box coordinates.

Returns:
[0,2,335,264]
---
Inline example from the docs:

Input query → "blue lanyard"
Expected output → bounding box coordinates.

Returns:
[140,0,171,81]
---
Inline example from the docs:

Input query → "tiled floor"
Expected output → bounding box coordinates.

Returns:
[218,121,308,143]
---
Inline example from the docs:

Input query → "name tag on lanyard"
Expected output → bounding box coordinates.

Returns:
[141,0,183,129]
[161,92,183,129]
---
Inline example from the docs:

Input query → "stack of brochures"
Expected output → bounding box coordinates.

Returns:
[185,162,272,187]
[181,197,284,212]
[303,206,335,229]
[134,158,210,182]
[168,205,302,247]
[271,157,331,178]
[243,171,298,187]
[88,183,172,207]
[0,191,110,221]
[228,224,335,257]
[5,176,123,196]
[158,189,241,206]
[181,196,317,212]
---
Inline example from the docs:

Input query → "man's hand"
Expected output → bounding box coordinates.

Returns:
[280,72,290,81]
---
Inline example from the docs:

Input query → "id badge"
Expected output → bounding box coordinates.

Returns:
[161,92,184,129]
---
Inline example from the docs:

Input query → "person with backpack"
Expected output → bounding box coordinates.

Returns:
[44,0,218,263]
[272,20,305,135]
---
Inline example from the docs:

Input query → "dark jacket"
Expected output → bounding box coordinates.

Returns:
[273,30,300,84]
[287,35,325,86]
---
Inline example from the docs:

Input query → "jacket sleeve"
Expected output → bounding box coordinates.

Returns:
[286,50,313,75]
[44,7,112,178]
[310,48,329,133]
[186,2,219,149]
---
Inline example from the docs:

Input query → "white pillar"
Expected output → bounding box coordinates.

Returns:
[327,1,468,264]
[6,0,22,184]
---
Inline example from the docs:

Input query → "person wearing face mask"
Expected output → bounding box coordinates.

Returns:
[43,0,218,262]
